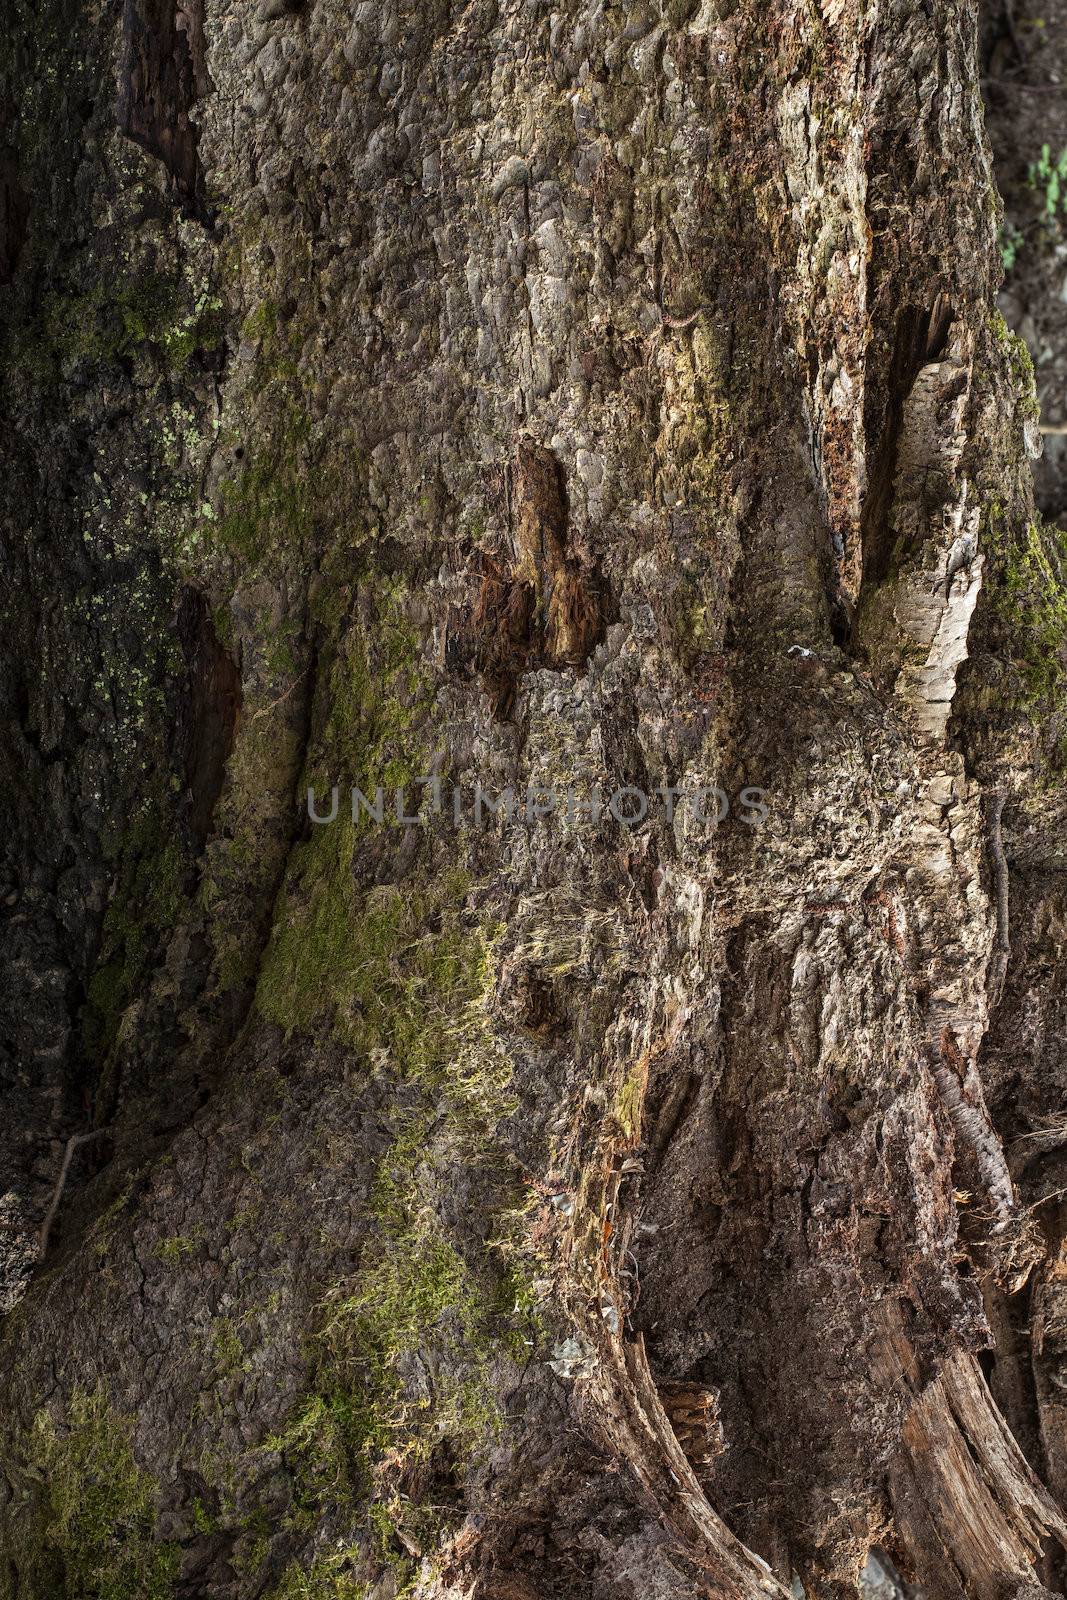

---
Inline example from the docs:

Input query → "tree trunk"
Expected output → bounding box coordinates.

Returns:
[2,0,1067,1597]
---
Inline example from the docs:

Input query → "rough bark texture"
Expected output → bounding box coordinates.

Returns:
[2,1,1067,1598]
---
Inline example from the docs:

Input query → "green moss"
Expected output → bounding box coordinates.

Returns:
[304,574,430,796]
[266,1117,504,1570]
[211,1318,249,1377]
[159,291,224,371]
[212,603,236,652]
[265,1390,371,1525]
[320,1230,493,1456]
[6,1387,179,1600]
[255,580,504,1080]
[989,309,1041,423]
[266,1549,367,1599]
[365,1496,446,1592]
[486,1188,548,1359]
[257,861,501,1091]
[40,281,163,366]
[257,716,532,1539]
[88,1176,137,1261]
[213,409,313,566]
[242,300,279,344]
[8,274,221,382]
[154,1233,199,1264]
[990,307,1015,349]
[982,506,1067,708]
[251,571,538,1568]
[232,1520,273,1578]
[668,565,727,669]
[615,1058,647,1144]
[237,296,302,393]
[265,623,301,682]
[191,1496,217,1536]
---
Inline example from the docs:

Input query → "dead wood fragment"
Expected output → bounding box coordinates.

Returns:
[892,1349,1067,1599]
[456,441,609,717]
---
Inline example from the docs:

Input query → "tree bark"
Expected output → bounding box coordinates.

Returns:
[1,0,1066,1597]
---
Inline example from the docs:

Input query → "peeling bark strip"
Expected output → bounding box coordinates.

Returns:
[117,0,209,221]
[586,1336,792,1599]
[892,1350,1067,1600]
[856,321,985,742]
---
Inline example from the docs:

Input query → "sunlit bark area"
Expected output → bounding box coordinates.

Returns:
[2,2,1067,1597]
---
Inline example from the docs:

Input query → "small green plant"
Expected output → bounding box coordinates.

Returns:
[1000,219,1024,272]
[210,1318,248,1377]
[154,1233,199,1264]
[1027,142,1067,223]
[191,1496,217,1535]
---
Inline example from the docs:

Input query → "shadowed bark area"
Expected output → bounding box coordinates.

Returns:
[118,0,211,222]
[1,0,1066,1598]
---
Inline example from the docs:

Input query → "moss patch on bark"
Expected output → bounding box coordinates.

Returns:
[2,1387,178,1600]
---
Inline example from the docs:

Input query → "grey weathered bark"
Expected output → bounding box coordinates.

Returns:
[1,0,1066,1597]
